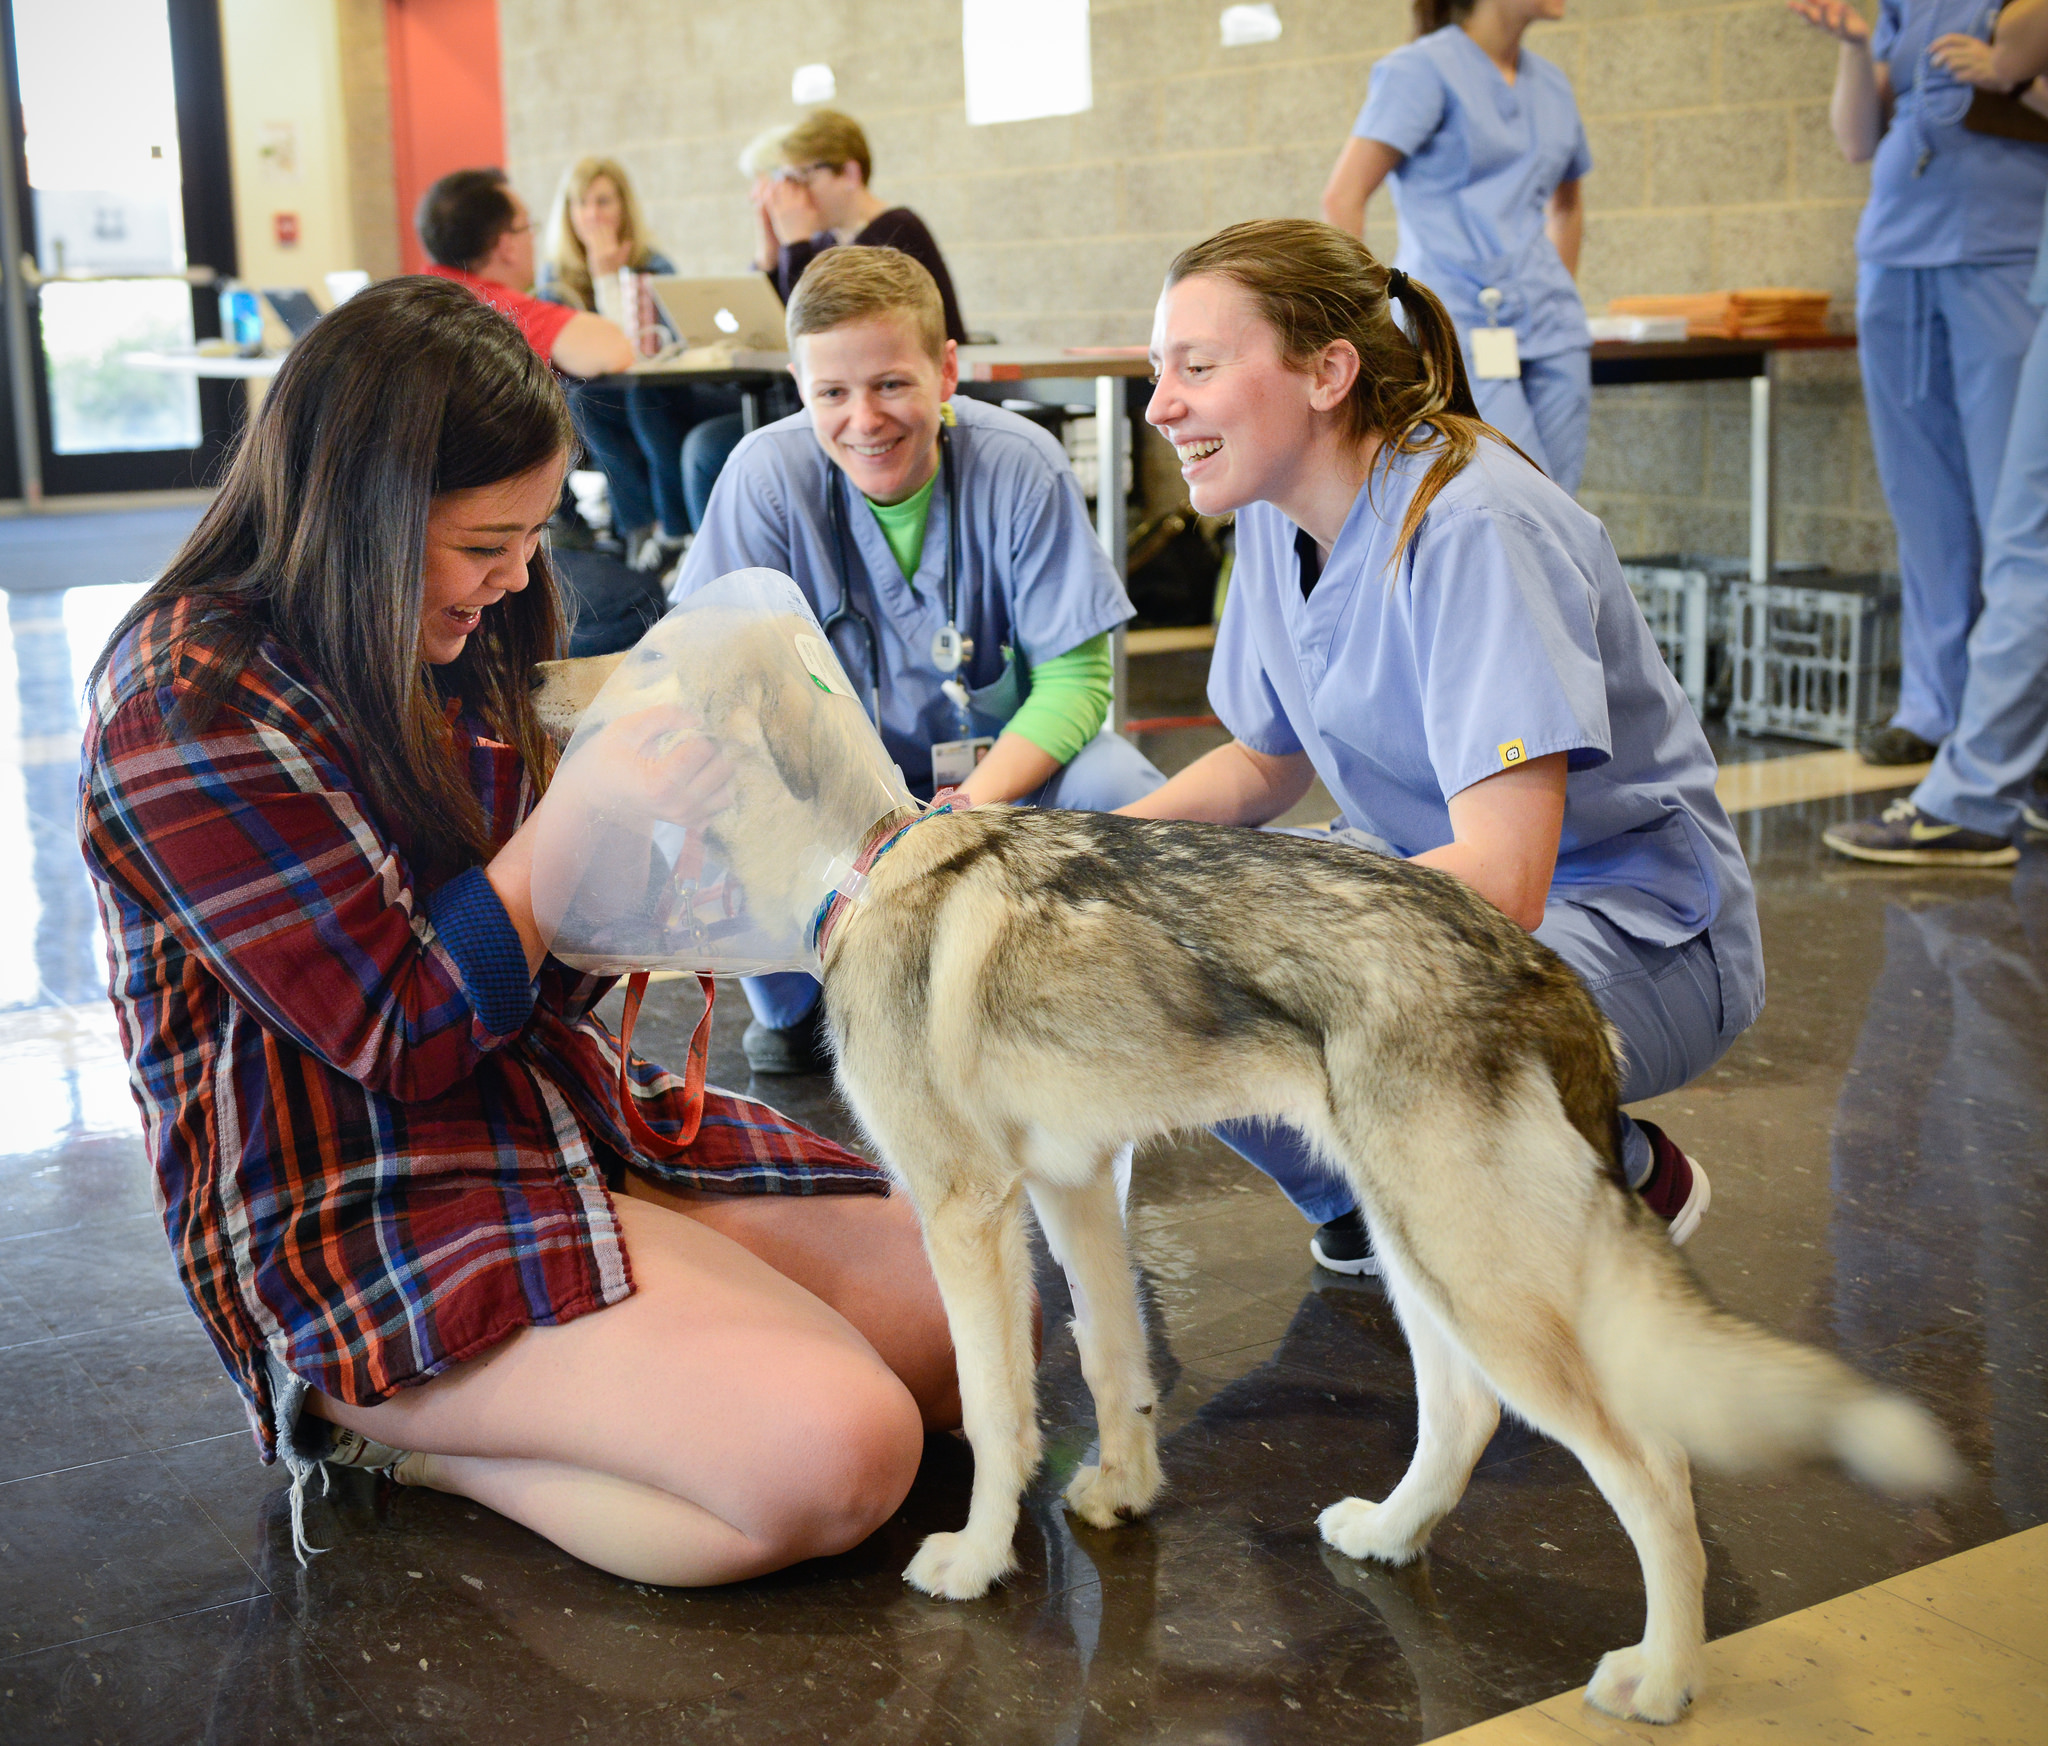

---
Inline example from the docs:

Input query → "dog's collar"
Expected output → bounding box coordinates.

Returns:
[807,801,958,959]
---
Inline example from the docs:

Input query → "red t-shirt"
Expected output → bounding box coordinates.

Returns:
[425,264,577,364]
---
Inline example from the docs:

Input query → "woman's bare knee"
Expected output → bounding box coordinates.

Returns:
[750,1369,925,1561]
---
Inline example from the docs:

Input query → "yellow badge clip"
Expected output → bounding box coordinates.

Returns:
[1498,738,1527,768]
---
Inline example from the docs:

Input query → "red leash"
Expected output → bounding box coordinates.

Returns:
[613,970,716,1157]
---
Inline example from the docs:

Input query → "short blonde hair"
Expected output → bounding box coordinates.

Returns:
[780,110,872,185]
[737,125,793,178]
[542,156,658,311]
[786,246,947,364]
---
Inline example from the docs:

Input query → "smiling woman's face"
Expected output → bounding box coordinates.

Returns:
[795,314,959,506]
[1145,274,1325,518]
[417,455,564,665]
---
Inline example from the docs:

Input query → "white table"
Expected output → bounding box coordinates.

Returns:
[124,349,283,380]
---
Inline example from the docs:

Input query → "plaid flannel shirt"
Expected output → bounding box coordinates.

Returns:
[79,596,882,1460]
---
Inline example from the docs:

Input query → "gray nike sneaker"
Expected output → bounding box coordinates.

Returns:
[1823,799,2017,867]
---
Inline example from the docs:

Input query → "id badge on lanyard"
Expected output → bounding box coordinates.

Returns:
[1472,286,1521,380]
[931,734,996,789]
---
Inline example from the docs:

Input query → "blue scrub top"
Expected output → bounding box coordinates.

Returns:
[674,395,1134,791]
[1353,25,1592,360]
[1859,0,2048,267]
[2034,184,2048,305]
[1210,439,1762,1040]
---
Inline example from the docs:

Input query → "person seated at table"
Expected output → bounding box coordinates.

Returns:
[418,167,634,380]
[538,156,742,574]
[682,110,970,534]
[672,246,1165,1074]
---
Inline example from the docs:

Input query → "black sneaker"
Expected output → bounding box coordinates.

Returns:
[1309,1208,1381,1276]
[1823,799,2018,867]
[2022,801,2048,839]
[741,1001,830,1074]
[1857,725,1938,766]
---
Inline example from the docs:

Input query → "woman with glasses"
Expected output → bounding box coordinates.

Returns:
[1789,0,2047,769]
[684,111,970,530]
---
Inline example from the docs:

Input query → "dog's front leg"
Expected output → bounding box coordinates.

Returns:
[904,1182,1042,1601]
[1029,1169,1163,1529]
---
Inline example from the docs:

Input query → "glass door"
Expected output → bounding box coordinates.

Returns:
[2,0,238,499]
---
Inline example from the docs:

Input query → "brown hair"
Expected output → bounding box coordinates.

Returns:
[780,109,873,185]
[1412,0,1477,36]
[542,155,660,310]
[786,245,948,364]
[417,167,518,271]
[1165,219,1529,559]
[91,277,574,876]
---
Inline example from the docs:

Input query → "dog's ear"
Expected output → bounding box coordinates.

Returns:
[757,647,827,802]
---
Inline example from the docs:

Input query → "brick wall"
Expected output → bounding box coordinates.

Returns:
[498,0,1893,569]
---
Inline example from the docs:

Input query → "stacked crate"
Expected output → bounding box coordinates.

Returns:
[1727,572,1900,748]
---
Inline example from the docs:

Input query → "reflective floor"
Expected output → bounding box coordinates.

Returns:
[2,512,2044,1744]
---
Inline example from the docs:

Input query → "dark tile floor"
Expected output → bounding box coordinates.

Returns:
[2,513,2043,1744]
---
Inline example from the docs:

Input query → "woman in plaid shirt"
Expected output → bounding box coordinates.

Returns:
[79,276,958,1583]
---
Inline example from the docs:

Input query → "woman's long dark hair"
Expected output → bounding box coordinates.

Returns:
[1166,219,1532,559]
[91,275,575,874]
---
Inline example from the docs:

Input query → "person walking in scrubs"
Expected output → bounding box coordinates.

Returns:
[673,247,1164,1073]
[1129,219,1759,1276]
[1322,0,1593,492]
[1827,0,2048,861]
[1791,0,2048,766]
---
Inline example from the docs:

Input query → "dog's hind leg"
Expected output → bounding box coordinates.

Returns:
[902,1178,1044,1602]
[1319,1263,1499,1566]
[1434,1294,1706,1723]
[1029,1168,1163,1531]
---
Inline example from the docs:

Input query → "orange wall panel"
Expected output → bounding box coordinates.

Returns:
[385,0,505,274]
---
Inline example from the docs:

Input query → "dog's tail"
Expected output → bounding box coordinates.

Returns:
[1585,1244,1962,1498]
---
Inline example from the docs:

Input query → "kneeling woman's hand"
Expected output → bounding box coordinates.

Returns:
[489,708,736,976]
[574,705,736,830]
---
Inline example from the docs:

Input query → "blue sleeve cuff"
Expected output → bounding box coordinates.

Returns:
[423,866,539,1037]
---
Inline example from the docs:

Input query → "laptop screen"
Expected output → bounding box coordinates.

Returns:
[262,289,324,340]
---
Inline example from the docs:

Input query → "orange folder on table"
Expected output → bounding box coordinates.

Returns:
[1606,289,1832,340]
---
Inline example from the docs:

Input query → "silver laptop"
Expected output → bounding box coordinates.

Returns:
[645,274,789,350]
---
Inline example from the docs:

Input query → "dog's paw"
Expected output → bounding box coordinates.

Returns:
[903,1531,1013,1601]
[1585,1643,1699,1725]
[1064,1454,1162,1530]
[1316,1496,1427,1565]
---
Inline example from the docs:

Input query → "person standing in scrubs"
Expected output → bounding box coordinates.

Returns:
[1321,0,1593,493]
[1129,220,1759,1276]
[673,247,1164,1073]
[1790,0,2048,767]
[1826,0,2048,861]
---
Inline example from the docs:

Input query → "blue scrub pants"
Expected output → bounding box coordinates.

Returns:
[1913,305,2048,836]
[740,727,1169,1030]
[1219,889,1733,1223]
[1470,346,1591,497]
[1857,261,2040,744]
[570,380,694,540]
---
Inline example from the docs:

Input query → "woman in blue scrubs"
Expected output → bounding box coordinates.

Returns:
[1791,0,2047,765]
[1129,219,1760,1275]
[1826,2,2048,862]
[1322,0,1593,492]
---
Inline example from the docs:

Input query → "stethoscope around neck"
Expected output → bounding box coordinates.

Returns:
[822,421,970,728]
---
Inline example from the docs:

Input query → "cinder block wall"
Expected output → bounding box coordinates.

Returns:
[499,0,1893,570]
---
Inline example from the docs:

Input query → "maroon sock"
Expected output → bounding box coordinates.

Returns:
[1634,1120,1695,1222]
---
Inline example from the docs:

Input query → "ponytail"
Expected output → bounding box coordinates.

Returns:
[1411,0,1477,37]
[1165,219,1534,564]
